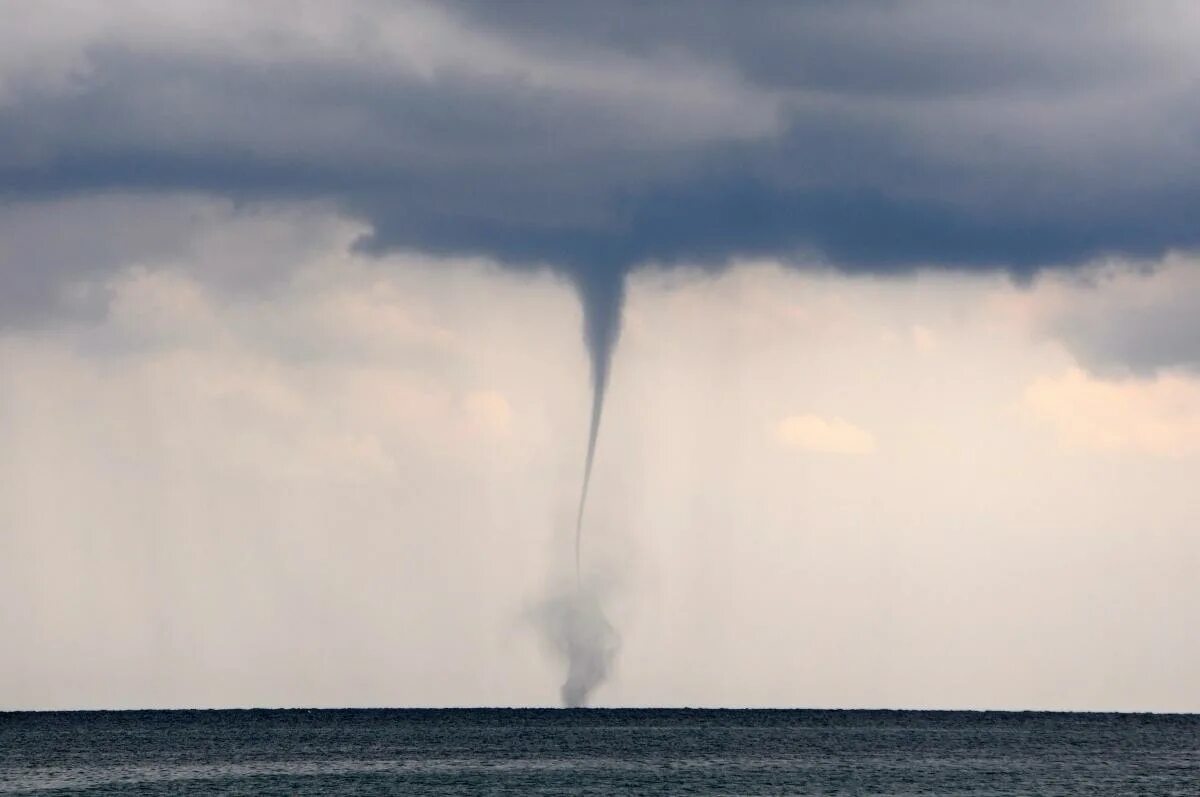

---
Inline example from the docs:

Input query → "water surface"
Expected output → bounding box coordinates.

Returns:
[2,708,1197,795]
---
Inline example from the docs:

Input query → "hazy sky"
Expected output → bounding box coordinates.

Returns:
[3,2,1200,711]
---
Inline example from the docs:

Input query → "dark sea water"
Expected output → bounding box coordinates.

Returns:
[2,708,1198,795]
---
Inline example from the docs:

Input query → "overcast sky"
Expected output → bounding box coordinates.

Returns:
[3,1,1200,711]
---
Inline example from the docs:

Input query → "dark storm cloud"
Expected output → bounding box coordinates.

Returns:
[3,0,1200,370]
[5,3,1198,274]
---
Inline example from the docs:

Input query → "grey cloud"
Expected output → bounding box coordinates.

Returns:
[0,195,347,328]
[1036,258,1200,377]
[0,196,206,327]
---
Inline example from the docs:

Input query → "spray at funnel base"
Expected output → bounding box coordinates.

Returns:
[540,585,620,708]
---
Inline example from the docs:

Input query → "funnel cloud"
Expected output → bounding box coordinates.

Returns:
[574,269,626,577]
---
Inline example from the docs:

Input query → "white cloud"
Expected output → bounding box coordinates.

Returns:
[1024,367,1200,457]
[775,414,876,455]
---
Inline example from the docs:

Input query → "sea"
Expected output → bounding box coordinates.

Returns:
[2,708,1197,795]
